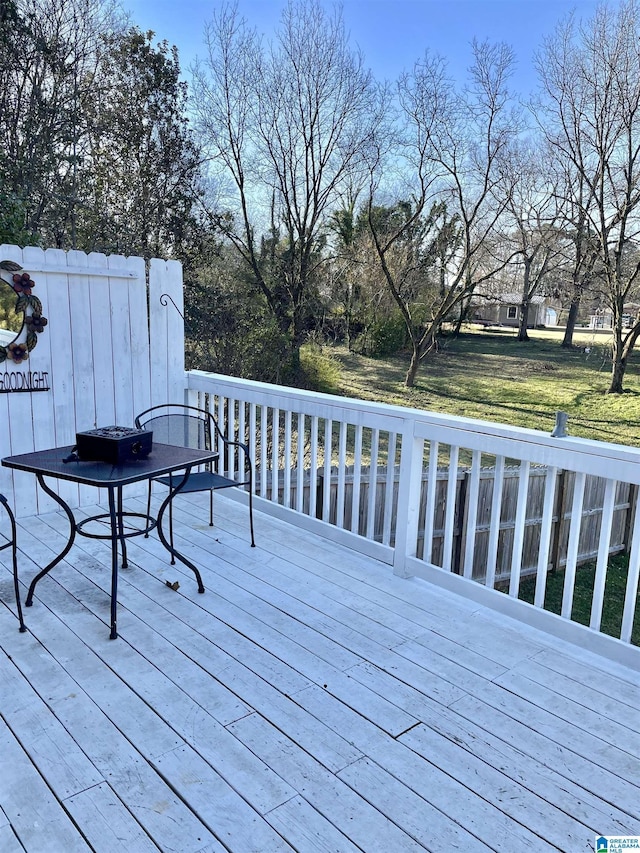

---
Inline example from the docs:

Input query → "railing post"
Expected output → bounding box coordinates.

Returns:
[623,482,638,552]
[393,418,423,578]
[453,469,469,575]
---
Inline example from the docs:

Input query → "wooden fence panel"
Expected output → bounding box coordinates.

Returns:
[266,463,634,583]
[0,245,169,515]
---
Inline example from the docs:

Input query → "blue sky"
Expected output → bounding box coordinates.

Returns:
[125,0,602,95]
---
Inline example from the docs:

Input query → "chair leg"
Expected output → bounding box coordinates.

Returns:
[209,490,214,526]
[248,479,256,547]
[145,481,152,538]
[13,542,26,632]
[1,496,26,632]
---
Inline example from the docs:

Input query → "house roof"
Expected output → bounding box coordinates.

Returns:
[472,292,546,305]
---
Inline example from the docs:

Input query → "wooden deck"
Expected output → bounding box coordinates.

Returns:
[1,492,639,852]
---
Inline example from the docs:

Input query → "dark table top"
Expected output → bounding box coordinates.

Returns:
[2,443,219,488]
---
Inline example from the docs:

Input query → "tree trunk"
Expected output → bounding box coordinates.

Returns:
[453,294,471,336]
[562,298,580,348]
[608,356,625,393]
[609,319,640,393]
[405,344,420,387]
[404,325,439,387]
[608,320,626,393]
[517,302,530,341]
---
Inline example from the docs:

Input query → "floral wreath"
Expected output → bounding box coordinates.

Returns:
[0,260,48,365]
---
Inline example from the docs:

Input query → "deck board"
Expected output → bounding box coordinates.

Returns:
[1,494,639,852]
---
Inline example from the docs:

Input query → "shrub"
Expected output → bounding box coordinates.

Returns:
[354,314,407,357]
[297,343,341,392]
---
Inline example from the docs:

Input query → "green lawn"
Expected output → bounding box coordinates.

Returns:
[329,326,640,448]
[517,555,640,646]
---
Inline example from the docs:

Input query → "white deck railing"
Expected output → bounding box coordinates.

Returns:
[186,370,640,666]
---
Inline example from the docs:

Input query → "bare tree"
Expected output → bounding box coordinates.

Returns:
[536,0,640,392]
[500,141,566,341]
[192,0,386,377]
[367,40,521,387]
[545,154,600,348]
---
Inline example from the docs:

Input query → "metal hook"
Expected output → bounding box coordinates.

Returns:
[159,292,185,321]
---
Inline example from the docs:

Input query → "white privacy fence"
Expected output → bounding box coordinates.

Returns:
[0,245,186,516]
[187,370,640,664]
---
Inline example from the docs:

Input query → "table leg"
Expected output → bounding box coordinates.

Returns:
[26,473,77,607]
[117,487,128,568]
[155,466,205,593]
[108,487,119,639]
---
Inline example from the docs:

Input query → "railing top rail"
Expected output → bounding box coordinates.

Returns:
[412,419,640,480]
[187,370,408,431]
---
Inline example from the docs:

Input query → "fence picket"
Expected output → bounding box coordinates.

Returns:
[351,425,363,534]
[561,471,587,618]
[260,404,268,498]
[591,478,617,631]
[463,450,481,579]
[622,508,640,643]
[322,418,332,522]
[534,466,558,608]
[509,461,531,596]
[423,440,439,564]
[283,410,292,508]
[443,446,459,572]
[309,416,319,518]
[485,456,503,590]
[336,421,347,529]
[382,433,397,547]
[272,407,280,504]
[366,429,379,540]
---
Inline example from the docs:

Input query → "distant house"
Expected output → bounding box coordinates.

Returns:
[589,305,640,329]
[471,293,552,328]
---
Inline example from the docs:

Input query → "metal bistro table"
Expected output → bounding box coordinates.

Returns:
[2,442,219,639]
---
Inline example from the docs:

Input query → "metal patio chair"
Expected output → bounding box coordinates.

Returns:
[0,493,26,632]
[135,404,256,559]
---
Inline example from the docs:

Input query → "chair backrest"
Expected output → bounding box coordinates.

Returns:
[135,405,212,452]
